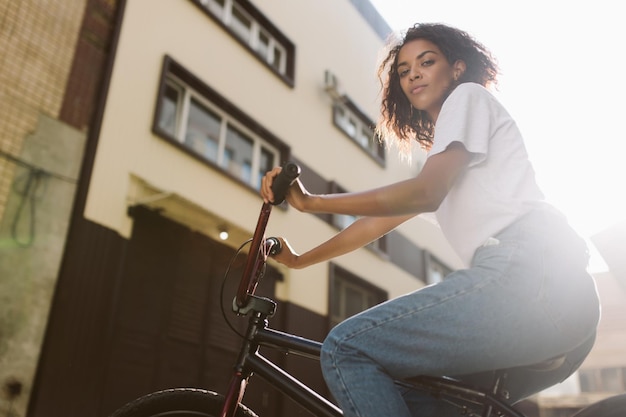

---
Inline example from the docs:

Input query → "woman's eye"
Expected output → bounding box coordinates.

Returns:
[398,69,409,77]
[421,59,434,67]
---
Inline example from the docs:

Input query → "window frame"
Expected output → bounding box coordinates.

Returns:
[190,0,295,87]
[153,56,290,192]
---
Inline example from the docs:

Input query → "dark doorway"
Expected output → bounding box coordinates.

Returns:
[99,206,282,416]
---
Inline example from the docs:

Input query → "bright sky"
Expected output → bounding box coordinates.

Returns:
[370,0,626,270]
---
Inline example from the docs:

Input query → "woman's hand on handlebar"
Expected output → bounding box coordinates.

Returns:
[261,166,310,211]
[269,237,301,269]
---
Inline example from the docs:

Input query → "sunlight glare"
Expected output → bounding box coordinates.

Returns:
[369,0,626,271]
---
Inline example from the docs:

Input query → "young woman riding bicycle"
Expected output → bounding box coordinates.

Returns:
[261,23,600,417]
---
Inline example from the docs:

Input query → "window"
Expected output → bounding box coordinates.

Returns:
[329,264,387,328]
[193,0,294,84]
[424,252,451,285]
[333,101,385,165]
[154,57,289,191]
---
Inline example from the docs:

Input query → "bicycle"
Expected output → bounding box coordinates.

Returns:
[109,162,626,417]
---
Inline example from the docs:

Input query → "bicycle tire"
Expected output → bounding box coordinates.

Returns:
[570,393,626,417]
[108,388,258,417]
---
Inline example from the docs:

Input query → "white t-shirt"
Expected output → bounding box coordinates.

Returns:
[428,82,547,266]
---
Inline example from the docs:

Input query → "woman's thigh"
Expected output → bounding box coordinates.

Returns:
[324,209,599,380]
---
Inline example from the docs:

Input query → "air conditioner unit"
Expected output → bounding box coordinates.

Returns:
[324,70,342,101]
[325,70,338,91]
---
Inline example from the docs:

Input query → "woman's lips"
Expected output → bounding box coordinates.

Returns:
[411,85,426,94]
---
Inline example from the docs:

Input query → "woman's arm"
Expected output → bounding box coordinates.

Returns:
[262,143,471,269]
[273,214,414,269]
[262,142,472,217]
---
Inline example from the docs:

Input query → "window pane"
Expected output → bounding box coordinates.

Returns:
[578,370,594,392]
[330,269,385,327]
[333,213,356,230]
[345,118,357,138]
[601,368,623,392]
[429,268,444,285]
[344,286,364,318]
[185,98,221,163]
[257,146,275,190]
[224,125,253,183]
[258,31,270,60]
[426,255,450,285]
[231,5,252,42]
[333,106,351,137]
[158,82,180,137]
[271,45,283,71]
[332,279,342,317]
[356,127,369,147]
[334,105,357,138]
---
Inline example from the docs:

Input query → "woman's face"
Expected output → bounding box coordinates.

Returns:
[396,39,464,121]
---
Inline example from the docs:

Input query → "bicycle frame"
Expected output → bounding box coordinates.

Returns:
[219,196,342,417]
[221,302,341,417]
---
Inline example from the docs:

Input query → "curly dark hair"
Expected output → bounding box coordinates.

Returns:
[376,23,499,151]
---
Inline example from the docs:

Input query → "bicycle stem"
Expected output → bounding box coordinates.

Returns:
[235,201,273,309]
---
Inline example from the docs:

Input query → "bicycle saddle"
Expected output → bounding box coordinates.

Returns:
[492,331,597,402]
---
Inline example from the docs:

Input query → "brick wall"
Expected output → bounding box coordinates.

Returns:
[0,0,87,222]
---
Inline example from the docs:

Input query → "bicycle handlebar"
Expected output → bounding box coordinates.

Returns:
[234,162,301,310]
[269,162,301,205]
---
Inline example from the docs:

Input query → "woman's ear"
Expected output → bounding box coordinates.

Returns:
[453,60,467,81]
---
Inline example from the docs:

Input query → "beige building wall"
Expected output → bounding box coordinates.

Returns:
[85,0,462,317]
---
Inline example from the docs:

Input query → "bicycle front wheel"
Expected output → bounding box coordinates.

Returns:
[570,393,626,417]
[108,388,258,417]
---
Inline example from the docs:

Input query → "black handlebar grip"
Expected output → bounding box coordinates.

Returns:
[270,162,301,205]
[266,237,282,256]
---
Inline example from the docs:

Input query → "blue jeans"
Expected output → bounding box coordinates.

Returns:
[320,208,600,417]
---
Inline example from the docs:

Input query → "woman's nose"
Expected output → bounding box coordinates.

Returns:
[410,69,421,80]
